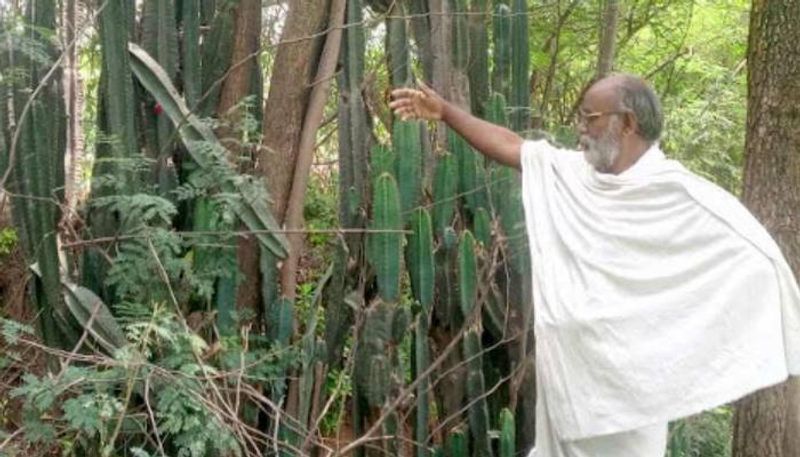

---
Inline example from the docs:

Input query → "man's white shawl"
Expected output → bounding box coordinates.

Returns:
[519,140,800,441]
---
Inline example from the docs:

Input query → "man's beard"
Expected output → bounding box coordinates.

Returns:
[581,118,621,173]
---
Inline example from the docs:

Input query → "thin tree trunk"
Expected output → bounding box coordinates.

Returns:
[279,0,345,308]
[63,0,83,212]
[733,1,800,456]
[260,0,331,225]
[215,0,263,317]
[596,0,620,78]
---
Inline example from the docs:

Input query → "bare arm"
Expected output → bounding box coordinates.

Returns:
[389,82,523,169]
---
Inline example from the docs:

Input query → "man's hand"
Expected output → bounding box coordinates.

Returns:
[389,81,445,121]
[388,81,523,169]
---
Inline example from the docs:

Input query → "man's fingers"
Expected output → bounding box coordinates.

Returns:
[390,88,421,99]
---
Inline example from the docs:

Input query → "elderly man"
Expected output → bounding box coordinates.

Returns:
[390,74,800,457]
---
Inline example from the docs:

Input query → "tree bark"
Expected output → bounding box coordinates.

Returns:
[260,0,331,224]
[215,0,263,317]
[596,0,620,78]
[733,1,800,456]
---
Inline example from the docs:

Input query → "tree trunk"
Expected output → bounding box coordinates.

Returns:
[63,0,83,213]
[733,1,800,456]
[596,0,620,78]
[215,0,263,315]
[260,0,331,224]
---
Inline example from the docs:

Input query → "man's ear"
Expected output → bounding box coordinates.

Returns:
[623,112,638,135]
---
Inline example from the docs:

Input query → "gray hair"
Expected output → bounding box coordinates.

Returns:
[613,74,663,142]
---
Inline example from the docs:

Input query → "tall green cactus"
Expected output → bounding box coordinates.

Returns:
[458,230,478,318]
[415,312,431,457]
[407,208,435,308]
[83,0,141,299]
[386,1,410,87]
[492,3,512,98]
[499,408,516,457]
[510,0,531,132]
[394,120,423,221]
[452,0,470,73]
[449,128,489,214]
[5,0,67,349]
[339,0,369,255]
[141,0,179,194]
[181,0,201,108]
[464,325,494,457]
[473,208,492,247]
[468,0,490,116]
[432,152,458,237]
[368,173,403,303]
[371,144,396,182]
[198,1,235,116]
[447,428,469,457]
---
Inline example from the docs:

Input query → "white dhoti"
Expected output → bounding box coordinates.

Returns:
[518,140,800,450]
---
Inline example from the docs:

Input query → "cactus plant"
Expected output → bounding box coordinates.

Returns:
[449,128,489,214]
[338,0,369,256]
[464,325,494,457]
[499,408,516,457]
[432,152,458,237]
[407,208,435,308]
[492,3,512,98]
[386,1,410,87]
[394,120,423,220]
[368,173,403,303]
[510,0,531,132]
[415,312,431,457]
[181,0,201,108]
[141,0,179,194]
[447,428,469,457]
[5,0,67,348]
[468,0,490,116]
[371,144,396,183]
[452,0,470,73]
[458,230,478,318]
[473,207,492,247]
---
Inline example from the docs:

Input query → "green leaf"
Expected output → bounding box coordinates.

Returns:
[62,282,128,353]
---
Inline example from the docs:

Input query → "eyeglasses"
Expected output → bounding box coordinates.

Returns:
[575,110,629,127]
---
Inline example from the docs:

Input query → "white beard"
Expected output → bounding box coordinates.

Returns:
[581,118,621,173]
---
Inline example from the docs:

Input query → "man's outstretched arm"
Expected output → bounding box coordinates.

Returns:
[389,82,524,170]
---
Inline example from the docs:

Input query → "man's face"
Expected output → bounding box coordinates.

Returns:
[576,85,624,173]
[581,116,622,173]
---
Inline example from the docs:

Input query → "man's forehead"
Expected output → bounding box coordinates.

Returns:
[581,79,621,110]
